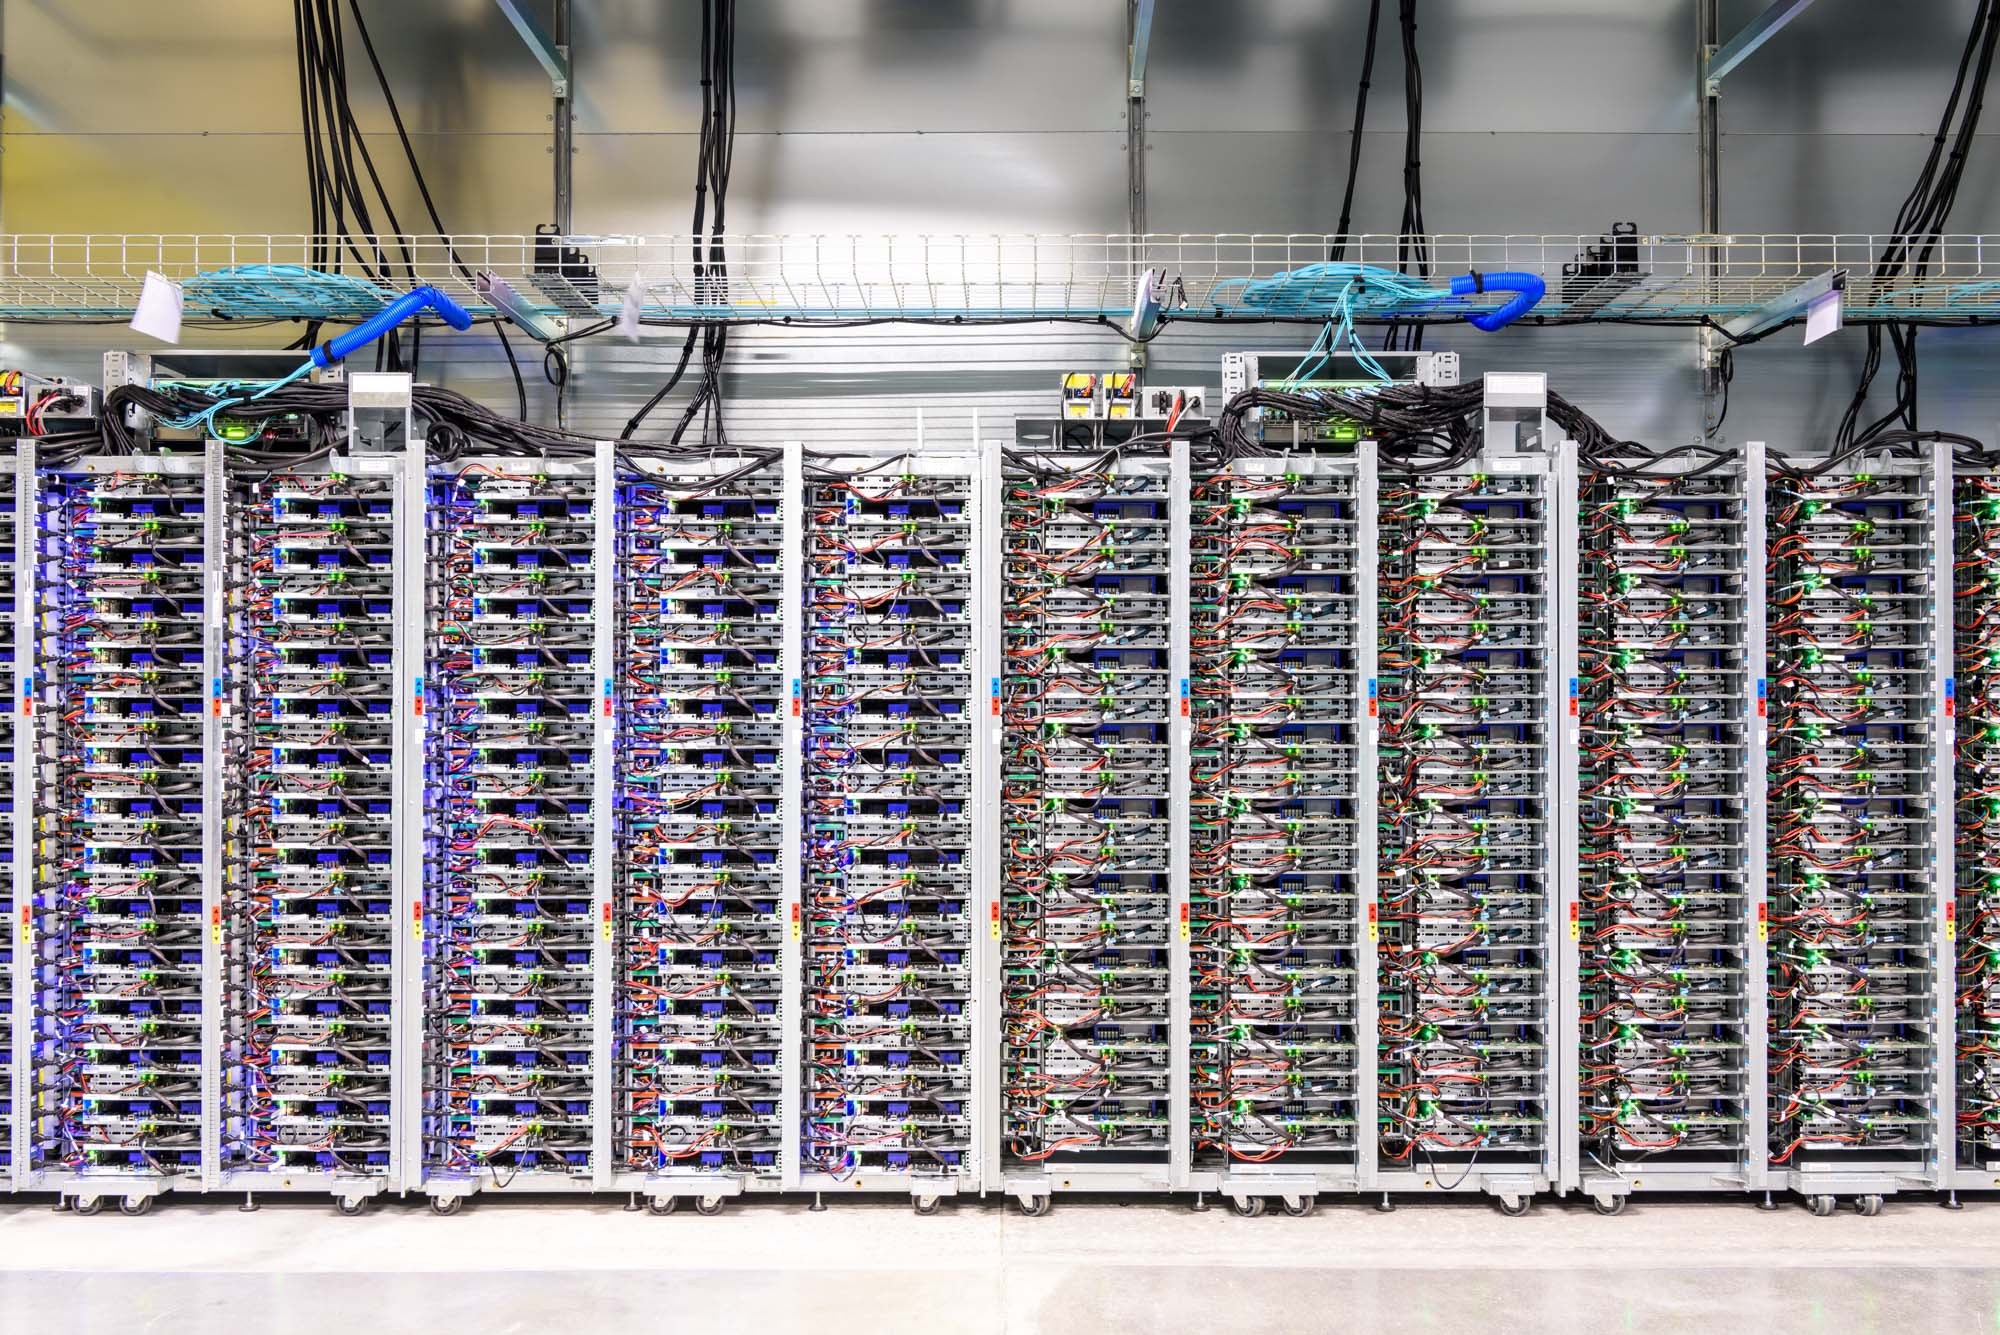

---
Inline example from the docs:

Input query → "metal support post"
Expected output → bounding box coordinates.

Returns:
[552,0,573,234]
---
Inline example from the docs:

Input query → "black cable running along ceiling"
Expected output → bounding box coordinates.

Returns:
[1835,0,2000,449]
[292,0,529,408]
[623,0,737,445]
[1384,0,1429,353]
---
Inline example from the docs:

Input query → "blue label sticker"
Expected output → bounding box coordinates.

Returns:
[1367,677,1378,699]
[1180,677,1190,698]
[1756,678,1767,699]
[1946,677,1956,699]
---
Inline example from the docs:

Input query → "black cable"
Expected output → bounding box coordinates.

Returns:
[1384,0,1429,354]
[1329,0,1383,262]
[1837,0,2000,449]
[628,0,737,445]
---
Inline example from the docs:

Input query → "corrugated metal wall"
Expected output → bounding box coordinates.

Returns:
[3,0,1998,448]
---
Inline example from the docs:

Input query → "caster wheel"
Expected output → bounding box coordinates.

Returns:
[1230,1196,1267,1218]
[1592,1196,1628,1217]
[1497,1198,1530,1218]
[429,1196,464,1217]
[646,1197,679,1216]
[1281,1196,1317,1218]
[913,1197,940,1216]
[73,1197,105,1217]
[1017,1195,1051,1218]
[1856,1195,1883,1218]
[693,1197,724,1217]
[1809,1195,1836,1218]
[118,1196,153,1218]
[336,1198,367,1218]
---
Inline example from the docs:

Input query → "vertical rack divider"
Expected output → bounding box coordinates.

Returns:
[974,427,1002,1195]
[1933,437,1958,1189]
[1743,440,1772,1194]
[1554,439,1582,1195]
[779,441,806,1193]
[1354,442,1381,1194]
[591,442,617,1189]
[200,440,226,1191]
[396,441,430,1195]
[9,448,34,1190]
[1167,439,1192,1191]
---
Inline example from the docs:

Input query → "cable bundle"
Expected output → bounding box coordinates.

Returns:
[1836,0,2000,449]
[623,0,738,446]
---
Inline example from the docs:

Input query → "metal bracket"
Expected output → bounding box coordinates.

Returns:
[1704,0,1820,94]
[495,0,570,97]
[476,271,566,343]
[1715,268,1845,345]
[1127,0,1154,99]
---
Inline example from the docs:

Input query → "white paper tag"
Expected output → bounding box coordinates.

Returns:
[1803,288,1843,346]
[129,270,184,344]
[619,275,645,340]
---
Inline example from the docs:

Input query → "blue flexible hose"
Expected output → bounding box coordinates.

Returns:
[311,284,475,367]
[1449,271,1545,331]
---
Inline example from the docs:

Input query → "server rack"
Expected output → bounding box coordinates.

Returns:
[796,444,986,1207]
[992,432,1184,1211]
[218,446,419,1209]
[1953,462,2000,1195]
[1567,442,1768,1211]
[1371,440,1566,1212]
[2,451,22,1191]
[1185,441,1375,1216]
[609,445,799,1214]
[1764,440,1951,1214]
[417,449,612,1207]
[26,447,221,1211]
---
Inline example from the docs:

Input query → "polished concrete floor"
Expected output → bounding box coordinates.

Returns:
[0,1193,1994,1334]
